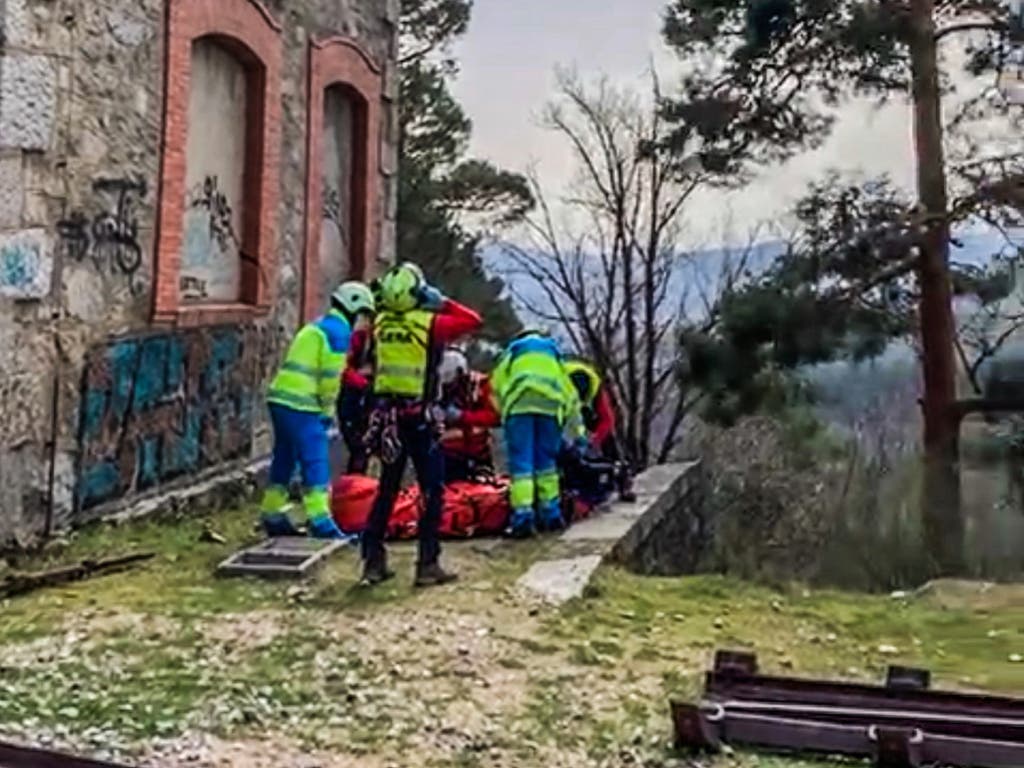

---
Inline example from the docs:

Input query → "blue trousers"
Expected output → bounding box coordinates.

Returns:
[505,413,562,512]
[263,403,330,518]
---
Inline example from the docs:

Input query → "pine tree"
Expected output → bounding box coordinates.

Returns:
[398,0,533,342]
[663,0,1024,574]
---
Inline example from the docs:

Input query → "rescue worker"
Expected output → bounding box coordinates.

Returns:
[361,264,483,587]
[491,330,587,538]
[564,358,637,502]
[438,348,500,483]
[260,281,376,539]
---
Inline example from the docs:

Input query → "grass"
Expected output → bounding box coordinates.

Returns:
[0,505,1022,766]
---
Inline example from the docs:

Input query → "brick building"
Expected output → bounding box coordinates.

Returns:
[0,0,398,546]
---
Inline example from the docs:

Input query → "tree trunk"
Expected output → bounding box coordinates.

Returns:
[908,0,965,576]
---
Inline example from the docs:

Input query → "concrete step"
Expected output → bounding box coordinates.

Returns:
[516,461,705,605]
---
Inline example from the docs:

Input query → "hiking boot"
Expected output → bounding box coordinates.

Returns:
[360,558,396,587]
[261,512,301,538]
[506,508,536,539]
[541,507,566,533]
[414,561,459,588]
[308,516,347,540]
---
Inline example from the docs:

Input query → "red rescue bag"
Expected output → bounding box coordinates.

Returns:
[331,474,379,533]
[389,487,421,539]
[438,483,480,538]
[461,479,511,534]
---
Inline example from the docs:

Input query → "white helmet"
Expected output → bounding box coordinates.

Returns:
[331,281,375,318]
[439,348,469,387]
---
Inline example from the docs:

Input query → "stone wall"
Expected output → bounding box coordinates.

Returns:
[608,462,715,577]
[0,0,398,547]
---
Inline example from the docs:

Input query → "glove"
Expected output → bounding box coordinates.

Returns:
[573,436,590,455]
[417,284,445,311]
[445,405,463,425]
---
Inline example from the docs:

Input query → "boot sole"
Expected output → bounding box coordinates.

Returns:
[359,571,396,587]
[413,576,459,588]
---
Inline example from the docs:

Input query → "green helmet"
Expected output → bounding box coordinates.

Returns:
[400,262,425,284]
[331,281,375,318]
[380,264,422,312]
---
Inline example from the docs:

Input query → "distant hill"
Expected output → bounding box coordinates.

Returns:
[482,226,1024,436]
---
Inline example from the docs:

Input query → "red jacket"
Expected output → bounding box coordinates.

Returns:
[441,373,498,460]
[343,328,372,390]
[432,298,483,344]
[590,385,616,446]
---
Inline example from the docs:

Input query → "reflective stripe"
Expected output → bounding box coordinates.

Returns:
[260,485,291,514]
[509,476,536,509]
[267,389,323,412]
[536,469,560,503]
[281,360,341,380]
[494,349,576,423]
[377,363,426,379]
[303,488,330,518]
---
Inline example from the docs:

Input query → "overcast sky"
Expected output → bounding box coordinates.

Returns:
[451,0,919,245]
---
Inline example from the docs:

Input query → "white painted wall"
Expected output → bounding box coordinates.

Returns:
[180,37,247,303]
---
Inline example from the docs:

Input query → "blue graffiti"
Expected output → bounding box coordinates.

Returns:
[75,324,274,511]
[0,236,42,294]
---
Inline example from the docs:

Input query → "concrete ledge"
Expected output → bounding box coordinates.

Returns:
[517,462,706,604]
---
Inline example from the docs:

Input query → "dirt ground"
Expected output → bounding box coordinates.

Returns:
[1,507,1022,767]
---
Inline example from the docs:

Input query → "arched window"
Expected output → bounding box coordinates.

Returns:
[153,0,282,325]
[302,38,383,321]
[180,37,249,303]
[318,84,359,310]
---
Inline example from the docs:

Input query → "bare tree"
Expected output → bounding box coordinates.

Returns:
[498,69,750,466]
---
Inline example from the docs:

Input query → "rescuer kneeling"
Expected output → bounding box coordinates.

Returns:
[438,348,500,483]
[260,282,376,539]
[564,357,636,502]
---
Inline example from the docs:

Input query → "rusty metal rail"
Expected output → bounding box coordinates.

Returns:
[671,703,1024,768]
[707,653,1024,721]
[671,650,1024,767]
[0,740,134,768]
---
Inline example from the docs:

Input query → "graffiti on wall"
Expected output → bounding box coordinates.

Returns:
[181,175,241,302]
[75,323,283,511]
[56,178,147,295]
[0,229,52,299]
[319,184,350,311]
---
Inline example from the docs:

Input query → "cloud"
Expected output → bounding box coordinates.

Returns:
[451,0,917,244]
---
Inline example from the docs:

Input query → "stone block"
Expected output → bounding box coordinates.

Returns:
[1,0,31,47]
[517,556,603,604]
[0,371,46,448]
[0,54,58,151]
[0,156,24,228]
[0,228,51,299]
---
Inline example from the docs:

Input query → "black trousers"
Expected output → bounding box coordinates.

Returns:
[338,387,370,475]
[599,435,634,495]
[362,416,444,565]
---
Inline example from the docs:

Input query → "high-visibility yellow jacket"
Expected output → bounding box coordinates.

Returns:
[564,359,601,404]
[267,310,351,418]
[491,336,584,436]
[373,309,434,399]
